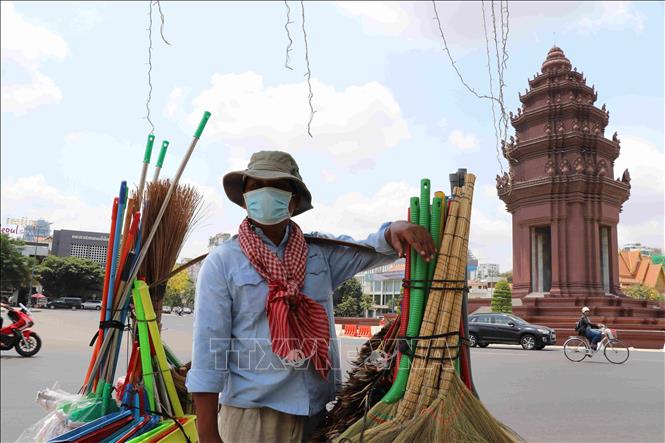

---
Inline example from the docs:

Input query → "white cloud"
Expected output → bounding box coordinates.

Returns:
[334,2,412,36]
[321,170,337,182]
[618,218,664,251]
[614,135,664,194]
[448,130,478,151]
[60,131,144,195]
[1,2,69,113]
[297,181,418,239]
[182,72,409,170]
[165,87,185,118]
[577,2,644,33]
[0,175,110,232]
[1,71,62,112]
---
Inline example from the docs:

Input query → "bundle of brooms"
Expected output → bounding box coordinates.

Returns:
[327,174,521,443]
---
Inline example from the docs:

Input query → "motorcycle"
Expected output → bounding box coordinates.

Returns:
[1,303,42,357]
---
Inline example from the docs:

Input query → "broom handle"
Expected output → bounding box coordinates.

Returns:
[83,111,211,392]
[82,198,118,391]
[136,134,155,210]
[152,140,169,183]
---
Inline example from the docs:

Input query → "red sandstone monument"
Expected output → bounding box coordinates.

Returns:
[497,46,631,299]
[481,47,664,349]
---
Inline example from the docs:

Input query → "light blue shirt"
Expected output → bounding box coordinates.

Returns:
[185,222,397,416]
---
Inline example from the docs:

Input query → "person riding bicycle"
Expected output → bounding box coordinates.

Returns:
[578,306,604,350]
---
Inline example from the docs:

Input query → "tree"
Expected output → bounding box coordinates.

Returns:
[34,256,103,299]
[332,277,362,307]
[360,293,374,317]
[499,270,513,284]
[165,269,195,308]
[334,292,362,317]
[491,280,512,313]
[0,234,31,291]
[624,284,663,301]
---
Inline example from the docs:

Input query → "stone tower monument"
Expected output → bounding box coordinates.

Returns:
[497,47,631,298]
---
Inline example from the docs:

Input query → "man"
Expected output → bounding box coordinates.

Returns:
[186,151,435,443]
[578,306,605,351]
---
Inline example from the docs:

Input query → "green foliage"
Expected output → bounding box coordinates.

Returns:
[165,269,195,308]
[499,270,513,284]
[0,234,31,291]
[491,280,512,313]
[624,284,664,301]
[359,293,374,313]
[332,277,362,306]
[333,278,365,317]
[34,255,103,298]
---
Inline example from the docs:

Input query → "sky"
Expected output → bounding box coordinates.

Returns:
[1,1,663,271]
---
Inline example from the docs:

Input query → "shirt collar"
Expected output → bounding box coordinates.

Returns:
[251,223,291,249]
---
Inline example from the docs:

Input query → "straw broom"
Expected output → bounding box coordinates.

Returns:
[337,188,463,441]
[137,179,203,326]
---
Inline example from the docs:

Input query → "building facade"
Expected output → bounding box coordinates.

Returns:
[51,229,110,266]
[497,47,630,298]
[476,263,500,280]
[357,259,405,317]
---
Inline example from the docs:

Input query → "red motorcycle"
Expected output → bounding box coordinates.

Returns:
[0,303,42,357]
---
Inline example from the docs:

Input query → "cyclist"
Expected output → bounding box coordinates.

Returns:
[578,306,604,350]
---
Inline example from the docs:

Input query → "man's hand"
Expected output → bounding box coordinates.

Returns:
[385,221,436,261]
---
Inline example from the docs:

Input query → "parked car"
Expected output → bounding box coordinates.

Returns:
[162,306,172,314]
[468,313,556,350]
[46,297,83,310]
[182,307,192,314]
[82,300,102,310]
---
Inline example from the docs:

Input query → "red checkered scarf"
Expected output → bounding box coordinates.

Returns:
[238,218,330,378]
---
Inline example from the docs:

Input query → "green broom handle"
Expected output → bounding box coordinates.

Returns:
[137,134,155,209]
[133,281,156,412]
[83,111,211,393]
[382,196,421,403]
[152,140,169,183]
[426,197,443,285]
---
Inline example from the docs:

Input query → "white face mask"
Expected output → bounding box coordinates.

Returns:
[243,187,293,225]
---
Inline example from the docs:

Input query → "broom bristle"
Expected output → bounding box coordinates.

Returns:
[313,321,398,441]
[135,179,203,320]
[394,376,522,443]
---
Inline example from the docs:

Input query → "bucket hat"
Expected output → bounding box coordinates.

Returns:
[222,150,313,216]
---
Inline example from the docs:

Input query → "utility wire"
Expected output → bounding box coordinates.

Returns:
[300,0,316,138]
[146,0,155,134]
[284,1,294,70]
[481,1,503,174]
[155,1,171,46]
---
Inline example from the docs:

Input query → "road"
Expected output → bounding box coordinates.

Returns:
[1,310,663,442]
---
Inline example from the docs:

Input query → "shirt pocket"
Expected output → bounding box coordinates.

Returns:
[303,253,331,305]
[231,268,267,316]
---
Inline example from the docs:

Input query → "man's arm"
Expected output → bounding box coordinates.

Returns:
[193,393,222,443]
[313,221,435,289]
[185,251,232,442]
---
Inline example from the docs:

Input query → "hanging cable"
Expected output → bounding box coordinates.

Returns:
[146,0,155,134]
[155,1,171,46]
[300,0,316,138]
[481,1,503,174]
[432,0,497,102]
[284,1,294,70]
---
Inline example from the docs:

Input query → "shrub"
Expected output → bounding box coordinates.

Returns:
[491,280,512,313]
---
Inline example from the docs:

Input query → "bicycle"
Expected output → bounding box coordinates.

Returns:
[563,326,630,364]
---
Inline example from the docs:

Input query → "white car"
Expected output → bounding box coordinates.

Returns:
[182,307,192,314]
[82,300,102,310]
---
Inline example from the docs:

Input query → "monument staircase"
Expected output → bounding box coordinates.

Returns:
[469,295,665,349]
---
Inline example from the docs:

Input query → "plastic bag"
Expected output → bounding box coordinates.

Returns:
[16,383,83,443]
